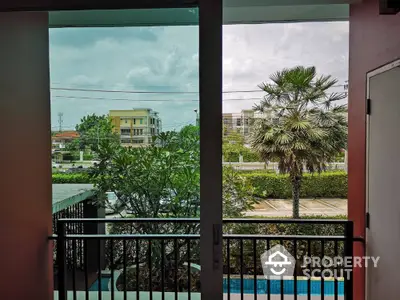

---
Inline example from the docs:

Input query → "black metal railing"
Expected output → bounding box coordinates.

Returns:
[55,218,358,300]
[52,201,86,271]
[52,201,85,234]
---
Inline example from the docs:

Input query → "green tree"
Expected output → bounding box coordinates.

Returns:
[222,127,260,162]
[64,138,80,152]
[250,66,347,218]
[76,114,118,151]
[90,124,257,291]
[223,166,258,217]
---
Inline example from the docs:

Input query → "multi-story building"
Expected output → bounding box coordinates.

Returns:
[109,109,161,147]
[223,109,270,142]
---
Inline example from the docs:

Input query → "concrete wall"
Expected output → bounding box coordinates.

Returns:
[0,12,52,300]
[348,0,400,299]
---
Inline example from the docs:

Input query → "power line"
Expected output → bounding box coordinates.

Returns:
[51,94,347,103]
[50,84,347,95]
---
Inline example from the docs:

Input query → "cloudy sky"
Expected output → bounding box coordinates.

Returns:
[49,21,349,131]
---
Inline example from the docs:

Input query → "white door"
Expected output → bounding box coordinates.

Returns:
[367,60,400,299]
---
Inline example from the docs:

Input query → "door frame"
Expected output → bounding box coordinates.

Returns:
[1,1,224,298]
[365,58,400,300]
[199,0,223,299]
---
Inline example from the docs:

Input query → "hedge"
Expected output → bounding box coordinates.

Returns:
[51,171,348,199]
[52,173,91,183]
[105,214,348,286]
[242,171,347,199]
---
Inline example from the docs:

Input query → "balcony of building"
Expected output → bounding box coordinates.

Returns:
[52,216,361,300]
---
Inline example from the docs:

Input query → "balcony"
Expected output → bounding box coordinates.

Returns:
[52,217,360,300]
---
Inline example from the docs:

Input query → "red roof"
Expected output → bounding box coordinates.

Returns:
[52,131,80,139]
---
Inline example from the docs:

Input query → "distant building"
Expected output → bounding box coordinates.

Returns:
[52,131,79,150]
[109,109,161,147]
[223,109,270,141]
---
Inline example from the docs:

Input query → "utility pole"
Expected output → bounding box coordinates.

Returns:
[97,124,100,150]
[194,109,199,126]
[57,112,64,132]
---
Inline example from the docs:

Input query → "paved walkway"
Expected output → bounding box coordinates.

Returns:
[245,199,347,217]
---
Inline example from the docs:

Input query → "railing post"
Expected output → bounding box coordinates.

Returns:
[83,199,106,273]
[57,220,67,300]
[344,221,354,300]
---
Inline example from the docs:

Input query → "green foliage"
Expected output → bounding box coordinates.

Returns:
[51,170,348,199]
[62,152,75,162]
[83,153,95,160]
[224,215,347,275]
[223,166,258,217]
[242,171,347,199]
[64,139,81,152]
[335,151,345,162]
[52,173,90,183]
[251,66,348,217]
[91,125,200,218]
[223,129,261,162]
[76,113,119,151]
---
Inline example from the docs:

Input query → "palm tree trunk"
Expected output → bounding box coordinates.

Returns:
[290,174,301,219]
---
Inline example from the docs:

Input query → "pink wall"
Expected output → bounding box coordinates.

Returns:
[0,12,53,300]
[349,1,400,299]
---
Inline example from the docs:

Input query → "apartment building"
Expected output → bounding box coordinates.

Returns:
[109,109,161,147]
[223,109,270,141]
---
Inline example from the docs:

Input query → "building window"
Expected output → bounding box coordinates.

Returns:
[244,118,249,125]
[133,139,144,144]
[133,119,136,125]
[121,129,130,135]
[236,119,242,126]
[140,118,143,125]
[125,120,128,124]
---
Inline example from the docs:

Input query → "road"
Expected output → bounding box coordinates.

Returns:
[246,199,347,217]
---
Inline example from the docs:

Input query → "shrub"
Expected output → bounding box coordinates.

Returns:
[224,215,348,275]
[105,215,348,285]
[52,173,91,183]
[83,153,94,160]
[242,171,347,199]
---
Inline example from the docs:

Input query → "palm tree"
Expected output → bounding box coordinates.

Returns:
[250,66,347,218]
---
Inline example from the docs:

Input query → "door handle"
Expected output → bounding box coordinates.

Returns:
[213,223,222,270]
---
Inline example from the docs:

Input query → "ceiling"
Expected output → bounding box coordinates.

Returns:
[48,0,360,27]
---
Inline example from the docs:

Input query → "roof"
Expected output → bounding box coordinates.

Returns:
[52,184,95,214]
[52,131,80,139]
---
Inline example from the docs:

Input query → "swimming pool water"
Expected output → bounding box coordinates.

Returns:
[223,278,344,295]
[91,276,344,296]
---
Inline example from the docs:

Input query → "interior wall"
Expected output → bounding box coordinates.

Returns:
[0,12,53,300]
[348,0,400,299]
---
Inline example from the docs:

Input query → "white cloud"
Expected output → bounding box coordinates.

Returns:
[49,21,348,130]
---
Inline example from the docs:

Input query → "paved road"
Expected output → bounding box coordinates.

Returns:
[246,199,347,217]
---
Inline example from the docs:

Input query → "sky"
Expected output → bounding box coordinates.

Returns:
[49,21,349,131]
